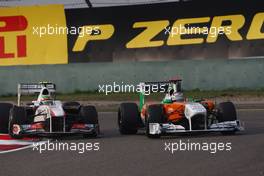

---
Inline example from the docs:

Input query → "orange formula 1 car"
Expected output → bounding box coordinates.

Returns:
[117,79,244,138]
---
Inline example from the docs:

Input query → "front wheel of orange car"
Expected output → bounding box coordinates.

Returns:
[217,102,237,135]
[146,104,165,138]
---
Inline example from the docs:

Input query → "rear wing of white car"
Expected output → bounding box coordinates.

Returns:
[17,83,56,106]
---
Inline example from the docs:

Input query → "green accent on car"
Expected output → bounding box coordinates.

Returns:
[139,92,144,111]
[162,99,172,104]
[41,95,50,99]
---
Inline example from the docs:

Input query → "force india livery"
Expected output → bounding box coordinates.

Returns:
[0,82,99,138]
[118,79,244,138]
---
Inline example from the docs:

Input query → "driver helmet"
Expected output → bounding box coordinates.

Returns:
[170,91,184,102]
[163,83,184,103]
[39,88,52,105]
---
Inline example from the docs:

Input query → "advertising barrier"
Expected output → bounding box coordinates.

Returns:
[66,0,264,62]
[0,1,264,66]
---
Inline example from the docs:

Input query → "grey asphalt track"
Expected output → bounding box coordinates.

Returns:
[0,110,264,176]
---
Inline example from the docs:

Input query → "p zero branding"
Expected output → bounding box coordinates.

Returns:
[72,24,115,52]
[0,5,67,66]
[66,1,264,62]
[127,13,264,47]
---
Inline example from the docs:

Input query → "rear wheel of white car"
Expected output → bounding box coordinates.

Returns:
[0,103,13,133]
[9,106,28,139]
[146,104,165,138]
[217,102,237,135]
[80,105,99,138]
[118,103,141,134]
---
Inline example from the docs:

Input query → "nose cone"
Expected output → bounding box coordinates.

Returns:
[50,106,65,117]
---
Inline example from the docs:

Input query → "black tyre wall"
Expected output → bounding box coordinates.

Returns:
[118,103,141,134]
[9,106,28,138]
[146,104,165,138]
[9,106,28,125]
[147,104,165,123]
[217,102,237,122]
[0,103,13,133]
[79,105,98,124]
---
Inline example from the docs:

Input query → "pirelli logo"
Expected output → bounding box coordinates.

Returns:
[0,16,28,58]
[0,5,68,66]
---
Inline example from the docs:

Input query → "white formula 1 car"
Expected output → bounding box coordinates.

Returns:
[0,82,99,138]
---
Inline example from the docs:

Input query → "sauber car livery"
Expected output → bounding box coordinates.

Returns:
[0,82,99,138]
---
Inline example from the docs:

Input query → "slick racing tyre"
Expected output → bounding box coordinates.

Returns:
[118,103,142,134]
[0,103,13,133]
[217,102,237,135]
[9,106,28,139]
[79,105,99,138]
[146,104,165,138]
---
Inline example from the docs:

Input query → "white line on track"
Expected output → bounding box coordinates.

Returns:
[0,145,35,154]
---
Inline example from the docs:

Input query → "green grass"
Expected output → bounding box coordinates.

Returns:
[1,89,264,102]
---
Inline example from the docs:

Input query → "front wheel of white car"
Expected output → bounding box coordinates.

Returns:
[79,105,99,138]
[9,106,28,139]
[0,103,13,133]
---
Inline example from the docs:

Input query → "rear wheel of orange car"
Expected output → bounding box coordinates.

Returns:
[118,103,141,134]
[146,104,165,138]
[217,102,237,135]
